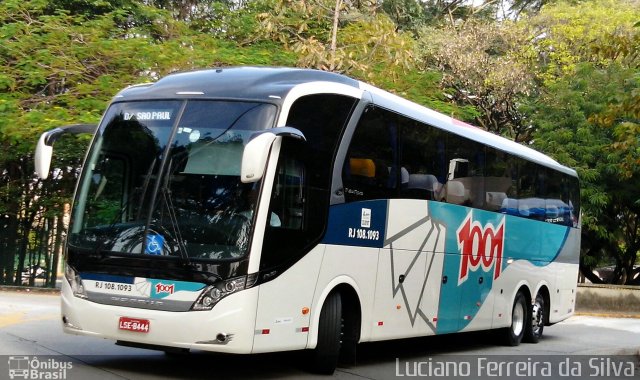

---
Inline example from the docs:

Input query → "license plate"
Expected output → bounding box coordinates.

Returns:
[118,317,150,333]
[87,280,135,295]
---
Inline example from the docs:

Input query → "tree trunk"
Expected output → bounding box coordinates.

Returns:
[579,263,604,284]
[0,214,18,284]
[49,213,65,288]
[15,216,30,286]
[329,0,342,72]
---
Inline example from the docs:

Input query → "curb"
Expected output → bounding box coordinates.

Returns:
[574,311,640,319]
[578,283,640,291]
[0,285,60,294]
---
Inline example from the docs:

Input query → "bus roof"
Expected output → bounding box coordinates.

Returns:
[115,66,360,101]
[115,67,577,178]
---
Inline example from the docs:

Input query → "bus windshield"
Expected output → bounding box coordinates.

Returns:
[69,100,277,262]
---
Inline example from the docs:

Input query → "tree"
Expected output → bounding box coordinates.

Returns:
[257,0,415,77]
[526,0,639,86]
[524,0,640,284]
[590,24,640,179]
[531,63,640,285]
[417,20,537,142]
[529,55,639,285]
[381,0,425,32]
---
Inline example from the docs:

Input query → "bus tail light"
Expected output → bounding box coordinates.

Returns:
[191,273,258,311]
[64,265,88,299]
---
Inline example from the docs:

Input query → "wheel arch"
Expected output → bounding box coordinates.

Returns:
[307,276,363,349]
[509,281,532,309]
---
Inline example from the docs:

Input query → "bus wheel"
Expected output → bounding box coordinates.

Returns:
[309,291,342,375]
[503,291,527,346]
[524,293,545,343]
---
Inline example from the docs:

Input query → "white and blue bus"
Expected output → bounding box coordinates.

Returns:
[35,67,580,374]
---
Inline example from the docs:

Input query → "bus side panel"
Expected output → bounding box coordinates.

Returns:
[430,201,577,334]
[431,202,506,334]
[553,263,578,323]
[252,245,325,353]
[316,200,388,345]
[370,199,446,341]
[550,227,581,323]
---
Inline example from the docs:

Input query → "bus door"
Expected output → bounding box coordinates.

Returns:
[251,136,317,352]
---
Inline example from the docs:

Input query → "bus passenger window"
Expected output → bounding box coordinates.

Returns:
[399,115,445,201]
[484,148,512,211]
[545,169,574,226]
[343,107,398,202]
[443,135,485,207]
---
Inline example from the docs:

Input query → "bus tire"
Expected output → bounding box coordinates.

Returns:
[524,292,545,343]
[502,291,527,346]
[309,291,342,375]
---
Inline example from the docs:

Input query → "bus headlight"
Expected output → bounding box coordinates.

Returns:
[64,265,88,299]
[191,274,258,311]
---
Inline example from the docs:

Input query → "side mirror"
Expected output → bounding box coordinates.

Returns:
[241,132,277,183]
[34,124,97,179]
[35,132,55,179]
[241,127,306,183]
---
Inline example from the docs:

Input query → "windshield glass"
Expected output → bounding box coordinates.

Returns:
[69,100,276,261]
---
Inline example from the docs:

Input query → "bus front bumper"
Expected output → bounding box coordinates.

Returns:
[60,280,259,354]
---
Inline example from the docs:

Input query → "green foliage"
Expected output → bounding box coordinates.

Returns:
[258,0,415,74]
[590,26,640,179]
[522,0,640,283]
[528,0,640,85]
[381,0,425,33]
[531,61,640,283]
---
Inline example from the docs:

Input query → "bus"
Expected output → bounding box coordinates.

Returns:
[35,67,580,374]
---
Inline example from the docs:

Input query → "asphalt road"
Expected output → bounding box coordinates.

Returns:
[1,290,639,379]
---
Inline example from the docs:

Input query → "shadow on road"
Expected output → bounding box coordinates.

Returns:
[76,330,528,379]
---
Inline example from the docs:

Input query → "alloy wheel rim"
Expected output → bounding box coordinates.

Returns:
[512,301,525,336]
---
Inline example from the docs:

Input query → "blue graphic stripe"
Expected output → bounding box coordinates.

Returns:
[429,201,571,334]
[544,226,571,264]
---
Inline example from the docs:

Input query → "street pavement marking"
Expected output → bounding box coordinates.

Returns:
[0,312,25,328]
[0,312,58,328]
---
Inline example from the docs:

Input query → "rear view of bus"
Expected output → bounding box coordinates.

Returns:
[35,67,580,375]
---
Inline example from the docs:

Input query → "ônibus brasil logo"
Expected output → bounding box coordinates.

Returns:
[457,211,505,285]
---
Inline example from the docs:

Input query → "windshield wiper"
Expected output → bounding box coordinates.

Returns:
[141,101,192,265]
[159,159,191,265]
[136,156,157,221]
